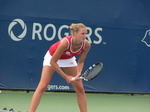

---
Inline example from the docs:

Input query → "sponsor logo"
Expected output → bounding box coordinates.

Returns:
[47,85,70,90]
[69,62,74,65]
[8,18,104,44]
[141,29,150,47]
[65,51,71,56]
[8,19,27,41]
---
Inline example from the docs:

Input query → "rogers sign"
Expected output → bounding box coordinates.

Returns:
[8,18,103,44]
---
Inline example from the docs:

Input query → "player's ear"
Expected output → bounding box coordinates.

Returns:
[73,32,77,36]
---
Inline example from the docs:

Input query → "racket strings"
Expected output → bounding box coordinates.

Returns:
[82,64,103,80]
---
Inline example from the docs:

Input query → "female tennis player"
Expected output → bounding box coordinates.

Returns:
[29,23,91,112]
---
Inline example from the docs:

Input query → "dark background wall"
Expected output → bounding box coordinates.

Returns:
[0,0,150,93]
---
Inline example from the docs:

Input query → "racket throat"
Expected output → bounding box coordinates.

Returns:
[80,77,88,81]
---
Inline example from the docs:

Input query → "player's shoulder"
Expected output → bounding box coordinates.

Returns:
[61,36,72,42]
[59,36,70,48]
[85,39,91,48]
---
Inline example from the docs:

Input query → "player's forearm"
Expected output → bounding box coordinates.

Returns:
[50,61,67,79]
[77,61,84,75]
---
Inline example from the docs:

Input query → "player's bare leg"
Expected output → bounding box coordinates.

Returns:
[63,67,87,112]
[29,66,54,112]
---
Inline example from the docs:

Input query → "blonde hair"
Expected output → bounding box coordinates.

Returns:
[69,23,86,35]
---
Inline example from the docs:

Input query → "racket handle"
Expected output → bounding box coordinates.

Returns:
[79,77,84,79]
[72,77,76,80]
[72,77,83,80]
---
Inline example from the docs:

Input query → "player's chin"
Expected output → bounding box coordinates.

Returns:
[81,38,86,41]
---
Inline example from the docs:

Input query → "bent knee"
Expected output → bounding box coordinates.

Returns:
[76,89,85,97]
[36,84,48,93]
[74,86,85,95]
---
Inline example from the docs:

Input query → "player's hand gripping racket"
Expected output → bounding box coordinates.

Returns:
[72,62,103,81]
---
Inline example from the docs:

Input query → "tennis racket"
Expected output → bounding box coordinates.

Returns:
[72,62,103,81]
